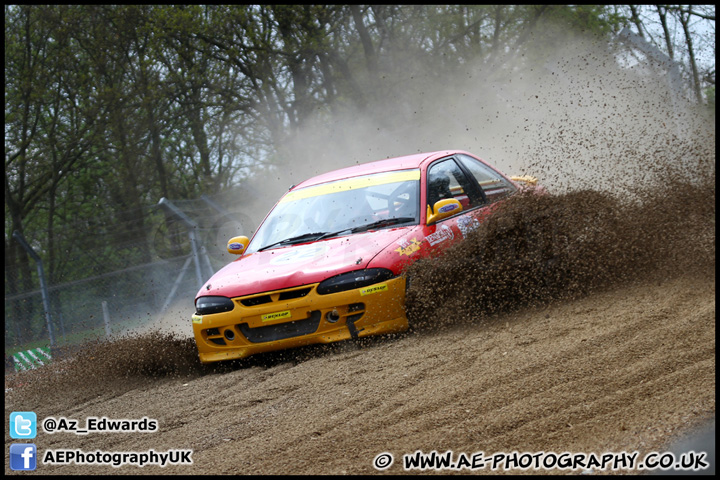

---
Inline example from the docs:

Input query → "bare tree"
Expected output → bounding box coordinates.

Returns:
[655,5,674,60]
[672,6,704,102]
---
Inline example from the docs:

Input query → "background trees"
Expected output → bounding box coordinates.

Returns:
[4,5,715,346]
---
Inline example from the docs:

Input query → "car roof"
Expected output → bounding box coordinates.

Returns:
[292,150,464,190]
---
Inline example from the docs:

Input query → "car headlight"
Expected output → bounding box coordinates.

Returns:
[317,268,395,295]
[195,296,235,314]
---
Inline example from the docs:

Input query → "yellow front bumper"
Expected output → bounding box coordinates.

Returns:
[192,276,408,363]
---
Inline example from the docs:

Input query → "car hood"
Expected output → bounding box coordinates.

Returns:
[197,227,412,299]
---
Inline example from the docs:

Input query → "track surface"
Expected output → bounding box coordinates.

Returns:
[5,272,715,475]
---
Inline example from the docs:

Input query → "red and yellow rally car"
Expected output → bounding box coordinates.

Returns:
[192,150,537,363]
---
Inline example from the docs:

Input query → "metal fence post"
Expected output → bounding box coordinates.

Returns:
[12,230,56,347]
[101,301,112,337]
[158,197,206,290]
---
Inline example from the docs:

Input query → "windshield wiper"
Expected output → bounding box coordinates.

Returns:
[350,217,416,233]
[257,232,329,252]
[314,217,414,239]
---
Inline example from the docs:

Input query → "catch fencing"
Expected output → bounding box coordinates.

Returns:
[4,191,256,359]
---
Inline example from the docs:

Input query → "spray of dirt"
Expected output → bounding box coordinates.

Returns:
[405,171,714,330]
[5,332,205,411]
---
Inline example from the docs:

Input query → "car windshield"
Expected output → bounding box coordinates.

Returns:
[247,169,421,253]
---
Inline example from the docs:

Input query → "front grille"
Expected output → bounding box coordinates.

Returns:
[238,310,322,343]
[240,295,272,307]
[278,287,311,300]
[239,287,313,307]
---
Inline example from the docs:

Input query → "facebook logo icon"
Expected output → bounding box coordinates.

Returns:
[10,444,37,471]
[10,411,37,439]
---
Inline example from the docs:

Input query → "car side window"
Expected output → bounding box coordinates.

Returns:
[457,154,517,204]
[427,159,484,213]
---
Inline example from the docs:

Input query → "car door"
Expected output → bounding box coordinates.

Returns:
[421,154,519,252]
[421,156,488,252]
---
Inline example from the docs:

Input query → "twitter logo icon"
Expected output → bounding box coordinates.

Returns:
[10,412,37,439]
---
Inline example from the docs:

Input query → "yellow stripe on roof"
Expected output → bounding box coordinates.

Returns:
[280,169,420,203]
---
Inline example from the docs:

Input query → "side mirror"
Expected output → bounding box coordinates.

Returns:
[227,236,250,255]
[426,198,462,225]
